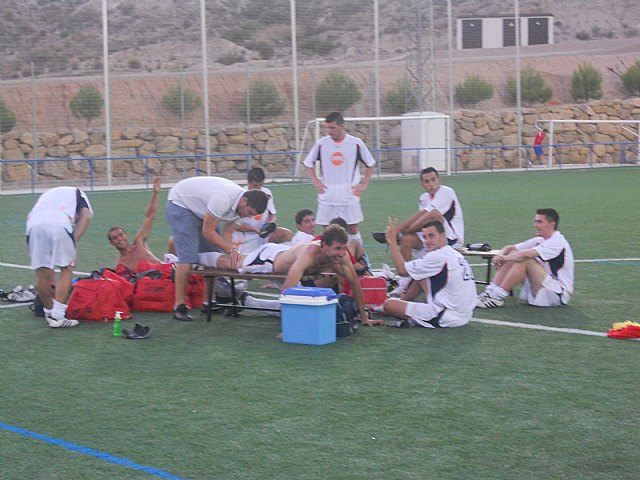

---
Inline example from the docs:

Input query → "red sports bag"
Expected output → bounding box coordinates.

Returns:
[67,278,132,322]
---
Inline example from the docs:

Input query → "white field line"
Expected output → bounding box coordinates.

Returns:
[0,302,32,309]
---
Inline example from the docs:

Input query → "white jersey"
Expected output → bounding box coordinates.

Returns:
[515,230,575,294]
[405,245,477,313]
[419,185,464,245]
[26,187,94,234]
[288,230,315,245]
[303,134,376,205]
[168,176,243,221]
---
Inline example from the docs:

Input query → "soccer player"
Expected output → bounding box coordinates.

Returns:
[26,186,94,328]
[223,167,292,253]
[289,209,316,245]
[107,176,162,274]
[477,208,574,308]
[303,111,376,247]
[198,225,383,326]
[382,218,476,328]
[165,176,269,321]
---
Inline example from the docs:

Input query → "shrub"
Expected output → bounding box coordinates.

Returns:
[216,52,246,66]
[621,60,640,96]
[247,40,275,60]
[571,63,603,102]
[239,78,286,121]
[162,84,202,116]
[455,75,494,107]
[384,79,419,115]
[70,86,102,125]
[505,66,553,105]
[0,97,17,134]
[576,31,590,41]
[128,58,141,69]
[299,37,339,56]
[315,71,361,114]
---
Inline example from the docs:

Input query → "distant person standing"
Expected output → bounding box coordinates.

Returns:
[532,127,546,165]
[26,187,94,328]
[303,111,376,247]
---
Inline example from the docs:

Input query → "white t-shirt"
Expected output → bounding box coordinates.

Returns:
[168,176,243,221]
[419,185,464,245]
[303,134,376,205]
[288,230,315,245]
[405,245,477,313]
[515,230,575,294]
[26,187,94,234]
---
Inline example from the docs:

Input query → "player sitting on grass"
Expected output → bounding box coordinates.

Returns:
[476,208,574,308]
[382,217,476,329]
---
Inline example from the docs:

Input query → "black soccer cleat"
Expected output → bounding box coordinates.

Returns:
[259,222,277,238]
[372,232,387,244]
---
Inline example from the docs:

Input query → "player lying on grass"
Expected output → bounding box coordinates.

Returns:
[198,225,383,326]
[476,208,574,308]
[382,218,476,329]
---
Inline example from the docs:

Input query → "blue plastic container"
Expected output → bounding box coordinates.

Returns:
[280,287,338,345]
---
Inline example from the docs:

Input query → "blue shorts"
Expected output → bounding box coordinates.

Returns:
[165,201,218,264]
[533,146,543,156]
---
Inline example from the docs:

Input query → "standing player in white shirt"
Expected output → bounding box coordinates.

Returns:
[382,218,476,328]
[303,111,376,247]
[477,208,574,308]
[26,187,94,328]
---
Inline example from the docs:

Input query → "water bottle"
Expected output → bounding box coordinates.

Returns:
[113,311,122,336]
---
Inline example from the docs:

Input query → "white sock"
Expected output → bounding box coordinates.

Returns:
[52,300,67,320]
[44,307,53,318]
[486,283,508,300]
[348,232,363,247]
[198,252,223,267]
[244,295,281,317]
[397,276,411,290]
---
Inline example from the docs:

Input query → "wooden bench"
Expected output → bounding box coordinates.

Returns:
[190,268,337,322]
[460,248,503,285]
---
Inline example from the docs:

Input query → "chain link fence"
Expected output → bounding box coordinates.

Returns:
[1,0,639,191]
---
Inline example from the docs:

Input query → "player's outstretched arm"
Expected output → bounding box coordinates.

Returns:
[134,176,161,246]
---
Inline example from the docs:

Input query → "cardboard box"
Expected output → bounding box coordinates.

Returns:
[280,287,338,345]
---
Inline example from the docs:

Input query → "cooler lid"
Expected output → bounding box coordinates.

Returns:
[281,286,338,299]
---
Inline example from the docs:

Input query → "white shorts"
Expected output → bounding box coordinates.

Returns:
[520,274,571,307]
[316,200,364,226]
[239,243,290,274]
[231,231,267,254]
[405,301,472,328]
[27,223,76,269]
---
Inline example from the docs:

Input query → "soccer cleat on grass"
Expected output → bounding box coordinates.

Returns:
[47,316,79,328]
[372,232,387,244]
[6,286,37,302]
[173,303,193,321]
[386,319,410,328]
[476,292,505,309]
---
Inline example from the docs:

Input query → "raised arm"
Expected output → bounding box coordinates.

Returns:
[134,176,161,246]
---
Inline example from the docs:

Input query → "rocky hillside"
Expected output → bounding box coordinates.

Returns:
[1,0,639,79]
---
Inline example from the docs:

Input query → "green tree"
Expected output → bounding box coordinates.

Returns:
[162,84,202,116]
[505,66,553,105]
[0,97,17,134]
[621,60,640,96]
[384,79,419,115]
[240,78,286,121]
[571,63,603,102]
[455,75,494,107]
[315,70,361,114]
[70,86,102,125]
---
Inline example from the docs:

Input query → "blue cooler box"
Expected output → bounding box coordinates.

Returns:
[280,287,338,345]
